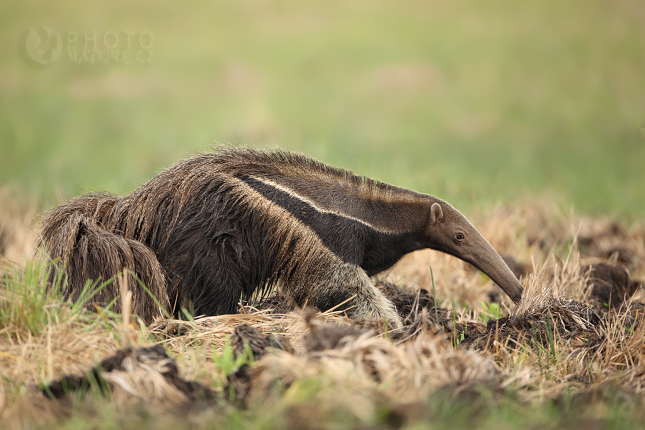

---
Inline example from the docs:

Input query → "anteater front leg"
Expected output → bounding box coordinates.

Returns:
[294,261,403,329]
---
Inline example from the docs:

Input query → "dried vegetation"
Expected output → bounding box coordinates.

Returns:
[0,197,644,429]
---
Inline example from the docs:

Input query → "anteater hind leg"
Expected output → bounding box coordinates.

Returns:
[39,211,169,323]
[163,226,253,318]
[304,262,402,329]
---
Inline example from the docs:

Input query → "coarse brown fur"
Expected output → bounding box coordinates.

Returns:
[37,146,523,324]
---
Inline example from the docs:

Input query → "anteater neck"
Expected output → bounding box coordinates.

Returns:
[354,193,436,275]
[361,230,423,276]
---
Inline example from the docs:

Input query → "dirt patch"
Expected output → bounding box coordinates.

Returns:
[375,280,441,322]
[460,298,600,350]
[584,263,642,307]
[577,219,644,271]
[43,345,218,405]
[225,323,296,403]
[229,322,295,359]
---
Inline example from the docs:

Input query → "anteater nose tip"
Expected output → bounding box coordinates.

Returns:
[512,288,524,304]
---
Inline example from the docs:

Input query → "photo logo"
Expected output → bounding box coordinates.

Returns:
[25,27,63,65]
[22,27,153,66]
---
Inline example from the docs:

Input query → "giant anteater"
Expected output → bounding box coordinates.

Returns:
[38,147,524,325]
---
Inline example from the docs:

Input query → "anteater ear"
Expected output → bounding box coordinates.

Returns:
[430,202,444,225]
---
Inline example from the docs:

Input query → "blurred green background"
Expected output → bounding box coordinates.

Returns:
[1,0,643,217]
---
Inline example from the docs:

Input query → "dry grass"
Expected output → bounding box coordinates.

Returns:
[0,187,36,267]
[0,195,644,429]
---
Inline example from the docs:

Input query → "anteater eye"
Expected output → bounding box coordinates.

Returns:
[455,233,465,241]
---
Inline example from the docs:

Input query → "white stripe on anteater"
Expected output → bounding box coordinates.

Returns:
[246,175,404,235]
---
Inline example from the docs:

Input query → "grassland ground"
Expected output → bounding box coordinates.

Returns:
[0,194,644,429]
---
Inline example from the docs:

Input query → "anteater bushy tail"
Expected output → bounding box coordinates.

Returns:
[37,193,170,323]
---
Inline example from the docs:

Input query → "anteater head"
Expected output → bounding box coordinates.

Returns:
[424,201,524,303]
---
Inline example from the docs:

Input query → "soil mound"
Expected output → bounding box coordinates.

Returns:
[43,345,217,405]
[585,263,642,307]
